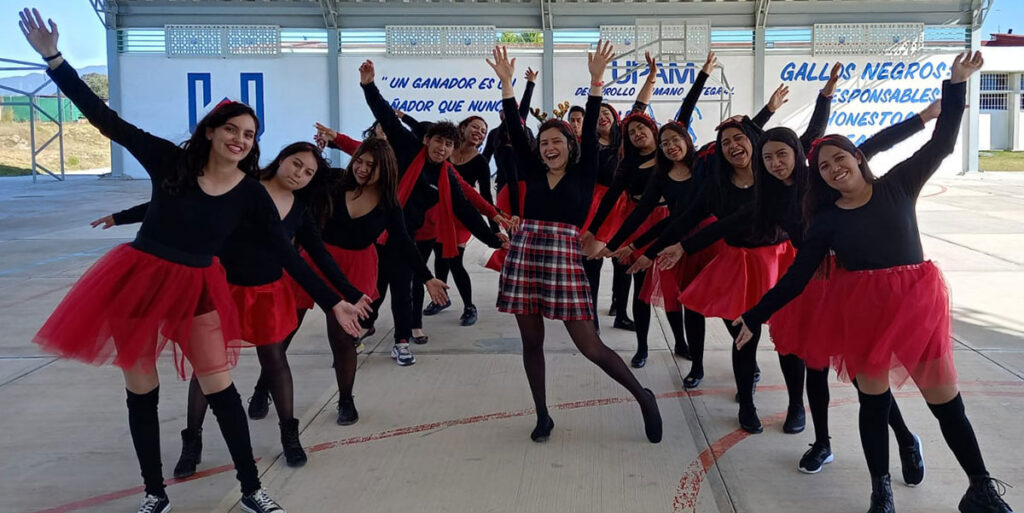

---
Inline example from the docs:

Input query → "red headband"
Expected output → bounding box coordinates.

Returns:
[698,142,717,159]
[213,99,237,111]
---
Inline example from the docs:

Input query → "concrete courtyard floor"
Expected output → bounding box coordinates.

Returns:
[0,172,1022,513]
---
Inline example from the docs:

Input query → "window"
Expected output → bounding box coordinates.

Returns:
[979,93,1008,112]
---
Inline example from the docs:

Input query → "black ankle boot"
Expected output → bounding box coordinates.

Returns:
[173,428,202,479]
[280,418,307,468]
[959,475,1014,513]
[867,474,895,513]
[531,415,554,442]
[738,403,763,434]
[247,386,270,420]
[337,396,359,426]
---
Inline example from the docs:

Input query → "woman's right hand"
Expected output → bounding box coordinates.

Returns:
[486,46,516,83]
[656,243,685,270]
[359,60,375,85]
[90,215,116,230]
[701,51,718,75]
[332,301,364,338]
[18,9,60,62]
[314,122,337,147]
[425,278,450,306]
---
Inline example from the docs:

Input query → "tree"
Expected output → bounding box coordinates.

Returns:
[499,31,543,45]
[82,73,109,100]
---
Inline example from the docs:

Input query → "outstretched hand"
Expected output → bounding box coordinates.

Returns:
[359,60,375,85]
[486,46,516,83]
[525,67,539,82]
[425,278,450,306]
[644,51,658,82]
[588,40,615,80]
[332,302,364,338]
[18,8,59,61]
[656,243,684,270]
[951,50,984,84]
[702,51,718,75]
[314,122,337,149]
[90,215,116,230]
[822,62,843,97]
[919,99,942,123]
[767,83,790,113]
[731,316,756,350]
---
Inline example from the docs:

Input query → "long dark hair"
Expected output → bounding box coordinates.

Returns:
[655,121,696,176]
[805,134,876,221]
[362,121,381,140]
[599,102,622,150]
[535,119,580,169]
[620,112,659,161]
[751,127,806,236]
[710,118,763,211]
[458,115,488,146]
[258,141,333,228]
[336,138,400,210]
[166,102,261,194]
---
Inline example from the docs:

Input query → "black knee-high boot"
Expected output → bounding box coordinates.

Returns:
[205,383,261,495]
[126,387,166,498]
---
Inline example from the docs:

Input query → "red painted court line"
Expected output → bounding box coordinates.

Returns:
[922,184,949,198]
[30,383,1023,513]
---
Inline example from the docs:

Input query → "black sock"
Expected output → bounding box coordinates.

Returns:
[858,389,892,478]
[927,393,988,477]
[806,367,831,445]
[205,383,261,495]
[726,320,759,405]
[778,354,806,408]
[632,271,650,356]
[887,397,916,447]
[665,310,686,351]
[126,387,165,498]
[684,309,705,374]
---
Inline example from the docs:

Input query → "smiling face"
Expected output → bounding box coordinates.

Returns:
[660,129,689,163]
[761,140,796,183]
[423,135,455,164]
[597,105,616,136]
[816,144,867,193]
[720,127,752,169]
[462,118,488,147]
[205,114,257,164]
[351,150,379,186]
[538,126,570,171]
[568,111,584,137]
[627,120,656,152]
[273,150,318,192]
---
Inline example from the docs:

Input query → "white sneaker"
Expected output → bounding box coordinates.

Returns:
[240,488,285,513]
[391,341,416,366]
[137,494,171,513]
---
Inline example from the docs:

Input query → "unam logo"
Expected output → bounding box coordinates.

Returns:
[187,72,265,138]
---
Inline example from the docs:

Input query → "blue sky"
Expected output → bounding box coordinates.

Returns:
[0,0,1021,79]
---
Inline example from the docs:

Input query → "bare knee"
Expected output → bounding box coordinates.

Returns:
[856,373,891,395]
[123,367,159,394]
[195,370,233,395]
[920,384,959,405]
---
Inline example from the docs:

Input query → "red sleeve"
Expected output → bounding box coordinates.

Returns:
[453,171,499,218]
[334,133,362,156]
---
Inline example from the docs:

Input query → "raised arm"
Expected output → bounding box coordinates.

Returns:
[885,51,978,198]
[799,63,842,153]
[751,83,790,128]
[631,52,658,114]
[857,102,934,160]
[20,10,178,178]
[358,60,421,157]
[677,52,716,124]
[519,68,538,120]
[489,46,544,177]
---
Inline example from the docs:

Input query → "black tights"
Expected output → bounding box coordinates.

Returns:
[583,257,603,321]
[804,368,917,447]
[724,319,759,405]
[632,270,651,356]
[433,244,473,308]
[682,309,706,374]
[611,260,631,319]
[515,313,649,419]
[187,338,296,429]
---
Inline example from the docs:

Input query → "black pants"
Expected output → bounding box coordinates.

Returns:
[366,243,414,341]
[433,243,473,308]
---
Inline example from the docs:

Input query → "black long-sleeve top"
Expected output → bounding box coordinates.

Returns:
[744,80,965,326]
[361,81,502,249]
[503,92,602,227]
[49,60,343,312]
[112,199,363,303]
[605,170,704,251]
[320,190,433,284]
[682,110,927,254]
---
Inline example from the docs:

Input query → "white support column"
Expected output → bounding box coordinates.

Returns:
[327,28,341,164]
[543,28,554,114]
[104,24,126,179]
[965,28,981,173]
[1011,72,1022,151]
[753,27,766,111]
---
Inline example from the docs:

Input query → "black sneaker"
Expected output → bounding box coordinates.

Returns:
[738,404,763,434]
[959,475,1014,513]
[753,364,761,384]
[411,334,429,345]
[279,418,307,468]
[173,428,202,479]
[423,299,451,316]
[613,316,636,331]
[798,441,834,474]
[674,342,692,360]
[337,396,359,426]
[247,387,271,420]
[460,305,478,326]
[608,298,618,317]
[531,415,554,442]
[136,494,171,513]
[783,404,806,434]
[630,351,648,369]
[898,433,925,487]
[241,488,286,513]
[868,474,895,513]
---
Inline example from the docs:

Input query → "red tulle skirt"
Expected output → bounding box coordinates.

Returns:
[33,244,242,379]
[822,261,956,389]
[638,216,721,311]
[583,184,609,234]
[292,243,379,310]
[229,278,298,346]
[416,205,440,242]
[594,193,632,243]
[768,256,836,369]
[679,241,797,320]
[485,182,527,272]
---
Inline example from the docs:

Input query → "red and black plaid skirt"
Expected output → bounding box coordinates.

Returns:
[497,219,593,321]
